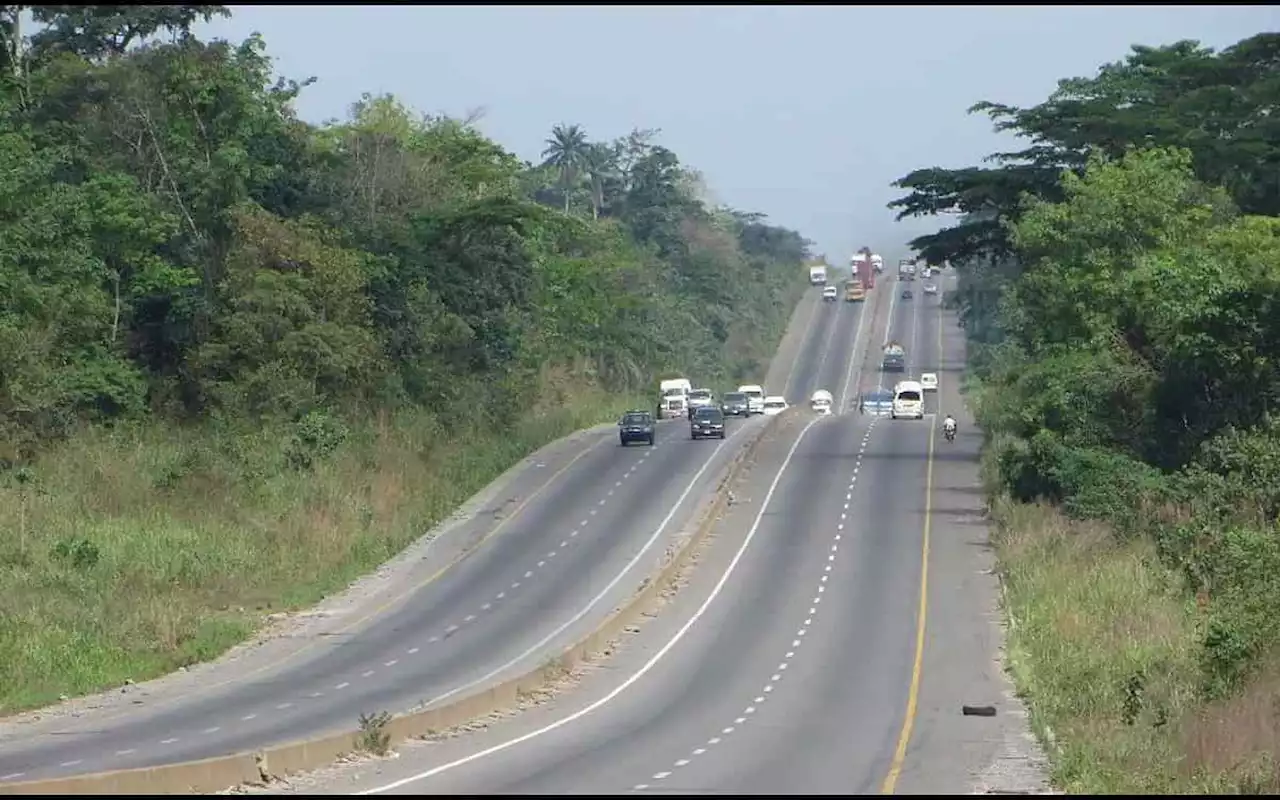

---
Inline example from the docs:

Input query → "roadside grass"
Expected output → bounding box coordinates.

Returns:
[0,384,642,715]
[991,495,1280,793]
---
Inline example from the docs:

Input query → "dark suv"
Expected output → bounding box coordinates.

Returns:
[618,411,656,446]
[720,392,750,417]
[690,406,727,440]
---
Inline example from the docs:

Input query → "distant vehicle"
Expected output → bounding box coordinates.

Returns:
[618,411,656,446]
[844,279,865,302]
[762,396,789,416]
[658,394,687,420]
[808,264,828,285]
[892,380,926,420]
[738,384,766,415]
[921,372,938,392]
[659,378,691,403]
[901,288,913,300]
[810,389,834,415]
[690,406,727,440]
[688,388,714,408]
[721,391,751,417]
[882,341,907,373]
[923,283,938,295]
[822,285,838,302]
[870,253,884,273]
[686,388,715,419]
[859,388,894,417]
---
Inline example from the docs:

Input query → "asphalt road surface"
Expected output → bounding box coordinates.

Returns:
[0,288,872,784]
[285,272,1006,795]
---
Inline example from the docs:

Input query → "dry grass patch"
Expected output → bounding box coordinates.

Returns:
[0,387,640,714]
[990,496,1280,793]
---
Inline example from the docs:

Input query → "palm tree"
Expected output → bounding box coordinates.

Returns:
[582,143,620,220]
[541,123,588,214]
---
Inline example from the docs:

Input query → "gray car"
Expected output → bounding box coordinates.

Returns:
[720,391,750,417]
[690,406,727,440]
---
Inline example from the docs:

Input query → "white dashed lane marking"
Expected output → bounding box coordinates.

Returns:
[636,420,878,789]
[88,444,665,763]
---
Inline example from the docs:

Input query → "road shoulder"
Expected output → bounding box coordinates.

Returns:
[892,284,1054,795]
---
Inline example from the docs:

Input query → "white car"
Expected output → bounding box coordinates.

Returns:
[822,285,838,302]
[810,389,833,415]
[762,396,789,416]
[920,372,938,392]
[923,283,938,295]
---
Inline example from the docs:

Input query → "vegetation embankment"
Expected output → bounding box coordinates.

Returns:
[890,32,1280,793]
[0,6,812,714]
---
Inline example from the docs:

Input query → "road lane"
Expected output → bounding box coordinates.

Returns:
[0,295,840,784]
[780,287,841,404]
[298,274,950,795]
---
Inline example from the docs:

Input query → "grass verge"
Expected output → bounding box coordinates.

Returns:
[0,383,643,715]
[991,495,1280,793]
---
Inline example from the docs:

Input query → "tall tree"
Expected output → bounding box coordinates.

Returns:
[540,123,588,214]
[581,142,617,220]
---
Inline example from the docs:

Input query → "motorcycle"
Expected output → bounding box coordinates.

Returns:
[943,423,956,442]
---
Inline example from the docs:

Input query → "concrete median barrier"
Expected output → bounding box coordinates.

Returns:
[0,408,783,796]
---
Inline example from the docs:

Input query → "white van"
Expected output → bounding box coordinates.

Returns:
[737,384,766,415]
[891,380,925,420]
[810,389,834,415]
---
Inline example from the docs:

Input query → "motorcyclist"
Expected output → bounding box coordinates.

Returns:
[943,414,957,437]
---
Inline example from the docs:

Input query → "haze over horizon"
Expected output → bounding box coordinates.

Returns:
[202,5,1277,264]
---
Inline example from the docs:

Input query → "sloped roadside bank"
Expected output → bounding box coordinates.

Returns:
[0,289,818,743]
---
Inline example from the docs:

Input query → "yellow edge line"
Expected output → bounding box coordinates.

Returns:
[880,296,943,794]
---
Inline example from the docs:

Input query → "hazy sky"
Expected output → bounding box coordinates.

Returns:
[203,5,1275,265]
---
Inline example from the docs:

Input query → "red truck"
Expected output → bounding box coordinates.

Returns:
[855,246,876,290]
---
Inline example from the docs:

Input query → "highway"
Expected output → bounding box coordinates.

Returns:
[0,285,873,785]
[281,271,998,796]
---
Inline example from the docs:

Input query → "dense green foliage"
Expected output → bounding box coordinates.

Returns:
[0,6,810,710]
[889,32,1280,790]
[0,5,809,461]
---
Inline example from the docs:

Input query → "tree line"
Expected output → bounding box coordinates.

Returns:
[889,31,1280,789]
[0,5,811,464]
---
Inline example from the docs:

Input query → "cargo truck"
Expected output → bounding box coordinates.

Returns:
[854,246,876,290]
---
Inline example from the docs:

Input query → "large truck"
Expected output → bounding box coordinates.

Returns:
[844,278,865,302]
[854,246,876,290]
[808,263,827,285]
[897,258,916,282]
[870,253,884,273]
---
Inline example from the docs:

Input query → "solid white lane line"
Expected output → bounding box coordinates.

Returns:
[357,416,824,794]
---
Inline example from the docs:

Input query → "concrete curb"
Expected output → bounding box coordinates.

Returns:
[0,392,791,796]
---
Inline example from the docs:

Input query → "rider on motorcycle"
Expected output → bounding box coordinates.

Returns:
[943,414,957,437]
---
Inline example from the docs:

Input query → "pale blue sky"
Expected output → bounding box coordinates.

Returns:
[203,5,1276,265]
